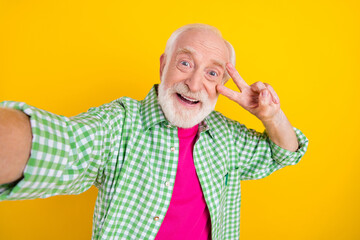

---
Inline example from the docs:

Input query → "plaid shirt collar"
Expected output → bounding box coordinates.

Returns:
[140,84,220,138]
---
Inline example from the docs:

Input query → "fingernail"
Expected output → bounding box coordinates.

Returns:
[226,63,233,70]
[262,90,268,96]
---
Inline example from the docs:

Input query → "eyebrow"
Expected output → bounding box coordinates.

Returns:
[176,47,195,56]
[176,47,226,71]
[211,59,226,70]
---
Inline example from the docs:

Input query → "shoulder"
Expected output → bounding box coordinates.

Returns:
[208,110,245,131]
[208,110,263,140]
[86,96,141,126]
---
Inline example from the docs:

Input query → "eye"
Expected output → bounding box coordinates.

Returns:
[180,61,190,67]
[209,71,218,77]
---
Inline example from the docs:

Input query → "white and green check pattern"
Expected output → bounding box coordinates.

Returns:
[0,85,308,239]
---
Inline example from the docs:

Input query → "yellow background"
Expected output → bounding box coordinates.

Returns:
[0,0,359,239]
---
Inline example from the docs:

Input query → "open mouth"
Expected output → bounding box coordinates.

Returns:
[176,93,200,105]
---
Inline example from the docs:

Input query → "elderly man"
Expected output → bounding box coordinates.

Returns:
[0,24,308,239]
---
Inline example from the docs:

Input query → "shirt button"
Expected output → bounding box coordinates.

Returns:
[154,216,160,221]
[170,147,175,152]
[165,181,170,187]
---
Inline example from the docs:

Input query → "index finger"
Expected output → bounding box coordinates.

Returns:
[226,63,249,92]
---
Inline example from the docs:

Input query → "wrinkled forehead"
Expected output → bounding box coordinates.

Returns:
[173,29,230,63]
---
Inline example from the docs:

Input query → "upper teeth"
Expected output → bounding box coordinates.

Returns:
[182,95,198,102]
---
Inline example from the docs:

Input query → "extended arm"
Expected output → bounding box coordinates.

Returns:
[0,100,124,201]
[0,108,32,185]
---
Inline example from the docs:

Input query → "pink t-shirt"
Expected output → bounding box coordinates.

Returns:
[155,124,211,240]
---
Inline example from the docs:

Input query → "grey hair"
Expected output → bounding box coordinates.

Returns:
[163,23,236,82]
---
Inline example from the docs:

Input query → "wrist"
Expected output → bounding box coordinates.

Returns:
[261,109,285,129]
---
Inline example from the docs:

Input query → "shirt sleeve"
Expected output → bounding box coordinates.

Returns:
[230,121,309,180]
[0,101,122,201]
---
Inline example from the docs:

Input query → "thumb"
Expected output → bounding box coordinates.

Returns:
[259,89,271,106]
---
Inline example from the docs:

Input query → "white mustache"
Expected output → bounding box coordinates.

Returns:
[171,83,208,102]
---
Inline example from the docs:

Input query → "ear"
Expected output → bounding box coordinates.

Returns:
[159,54,166,81]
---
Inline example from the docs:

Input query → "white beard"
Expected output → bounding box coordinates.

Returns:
[157,81,217,128]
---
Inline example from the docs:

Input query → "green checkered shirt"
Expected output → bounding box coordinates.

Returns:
[0,85,308,239]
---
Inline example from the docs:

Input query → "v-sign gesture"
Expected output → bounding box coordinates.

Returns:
[217,63,281,124]
[217,63,299,152]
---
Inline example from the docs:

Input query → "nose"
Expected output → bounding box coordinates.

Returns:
[185,69,203,93]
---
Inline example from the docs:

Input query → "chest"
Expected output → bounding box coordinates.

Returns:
[122,125,229,212]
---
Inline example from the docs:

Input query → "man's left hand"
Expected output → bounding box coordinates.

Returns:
[217,63,282,124]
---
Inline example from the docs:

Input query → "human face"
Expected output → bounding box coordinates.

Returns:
[158,29,230,128]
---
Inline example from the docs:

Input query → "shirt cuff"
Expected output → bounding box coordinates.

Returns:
[267,127,309,167]
[0,101,69,201]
